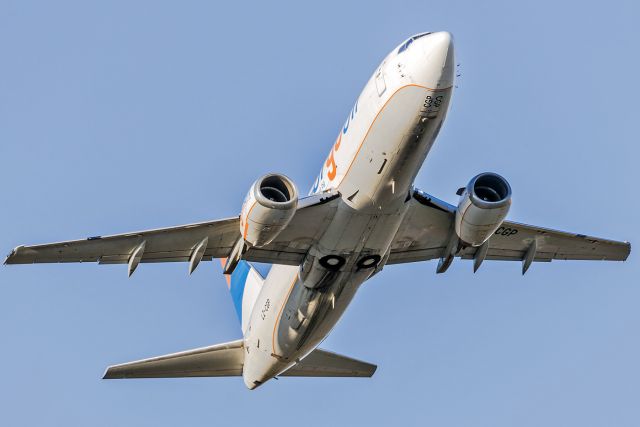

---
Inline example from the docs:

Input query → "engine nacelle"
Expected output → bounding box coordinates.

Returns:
[240,173,298,247]
[455,172,512,247]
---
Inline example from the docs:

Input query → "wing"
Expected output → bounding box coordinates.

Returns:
[4,217,240,266]
[4,191,341,271]
[388,189,631,269]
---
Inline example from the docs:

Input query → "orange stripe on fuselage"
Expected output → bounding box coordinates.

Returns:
[271,274,299,358]
[242,200,258,239]
[333,83,451,189]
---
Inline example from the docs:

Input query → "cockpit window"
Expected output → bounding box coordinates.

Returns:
[413,32,431,40]
[398,38,413,54]
[397,32,432,54]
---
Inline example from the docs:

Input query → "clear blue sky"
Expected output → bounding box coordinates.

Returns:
[1,1,638,426]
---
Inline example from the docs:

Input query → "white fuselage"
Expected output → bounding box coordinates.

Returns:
[242,32,455,389]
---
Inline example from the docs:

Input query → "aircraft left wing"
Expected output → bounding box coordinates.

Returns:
[4,191,341,272]
[388,189,630,271]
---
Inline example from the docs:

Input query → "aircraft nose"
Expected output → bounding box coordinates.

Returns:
[418,31,455,89]
[427,31,453,48]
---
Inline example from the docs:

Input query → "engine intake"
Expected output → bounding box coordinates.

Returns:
[240,174,298,247]
[455,172,512,247]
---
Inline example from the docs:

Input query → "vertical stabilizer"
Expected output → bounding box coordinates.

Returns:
[220,259,264,333]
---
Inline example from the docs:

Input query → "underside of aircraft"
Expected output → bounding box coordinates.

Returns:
[5,31,630,389]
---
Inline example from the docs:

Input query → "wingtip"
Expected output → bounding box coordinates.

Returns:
[369,364,378,377]
[102,366,116,379]
[4,246,22,265]
[617,241,632,262]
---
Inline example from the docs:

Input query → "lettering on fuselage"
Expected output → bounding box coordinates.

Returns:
[310,99,359,194]
[324,134,341,181]
[260,298,271,321]
[341,100,358,135]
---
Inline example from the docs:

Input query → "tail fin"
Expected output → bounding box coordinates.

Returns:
[220,259,264,333]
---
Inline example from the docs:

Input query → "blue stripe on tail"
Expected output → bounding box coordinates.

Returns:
[221,259,265,333]
[228,260,251,322]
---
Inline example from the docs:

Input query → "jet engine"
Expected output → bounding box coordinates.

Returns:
[240,173,298,247]
[455,172,511,246]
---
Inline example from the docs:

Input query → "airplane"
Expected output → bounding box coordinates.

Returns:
[5,31,631,390]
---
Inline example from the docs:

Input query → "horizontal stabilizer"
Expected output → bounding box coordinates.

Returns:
[281,348,377,378]
[103,341,376,381]
[103,339,244,379]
